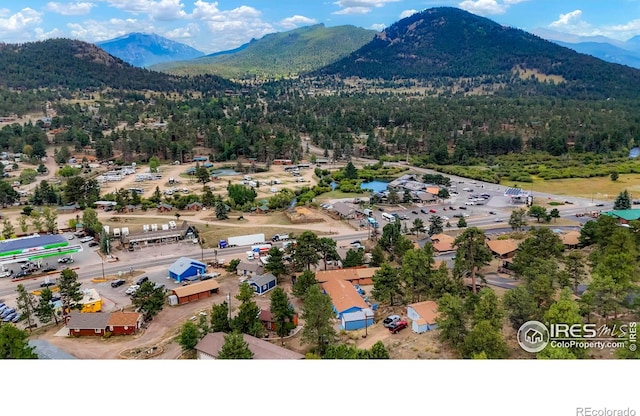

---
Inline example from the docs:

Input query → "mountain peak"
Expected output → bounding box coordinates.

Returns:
[96,33,204,68]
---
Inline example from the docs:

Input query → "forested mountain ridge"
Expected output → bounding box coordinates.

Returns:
[0,38,233,92]
[315,7,640,99]
[96,33,205,68]
[152,24,377,79]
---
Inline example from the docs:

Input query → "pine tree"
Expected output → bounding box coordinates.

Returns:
[217,332,254,359]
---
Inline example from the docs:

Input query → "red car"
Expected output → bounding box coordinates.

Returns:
[389,320,408,334]
[429,209,437,213]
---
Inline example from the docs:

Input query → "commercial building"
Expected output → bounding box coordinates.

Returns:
[0,234,82,266]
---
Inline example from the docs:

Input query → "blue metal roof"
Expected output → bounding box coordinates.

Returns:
[0,234,67,253]
[629,147,640,158]
[169,257,206,277]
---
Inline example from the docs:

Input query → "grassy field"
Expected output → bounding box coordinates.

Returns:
[501,173,640,200]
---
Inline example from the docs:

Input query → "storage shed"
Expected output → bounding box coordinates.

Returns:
[246,273,277,295]
[171,279,220,305]
[169,257,206,282]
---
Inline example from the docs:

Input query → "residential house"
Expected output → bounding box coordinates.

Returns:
[56,203,81,213]
[321,278,368,319]
[65,311,111,337]
[107,311,143,335]
[157,203,173,212]
[186,202,203,212]
[407,300,440,333]
[258,309,299,332]
[236,261,265,277]
[314,267,380,286]
[246,273,277,295]
[195,332,304,359]
[94,201,118,210]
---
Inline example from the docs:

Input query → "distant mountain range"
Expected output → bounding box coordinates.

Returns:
[3,7,640,100]
[534,28,640,69]
[314,7,640,99]
[96,33,204,68]
[151,24,377,79]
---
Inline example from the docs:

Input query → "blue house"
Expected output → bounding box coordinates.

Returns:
[340,308,374,331]
[169,257,206,283]
[246,273,277,295]
[407,300,440,333]
[321,279,368,319]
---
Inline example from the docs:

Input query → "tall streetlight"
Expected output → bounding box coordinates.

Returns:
[227,293,231,321]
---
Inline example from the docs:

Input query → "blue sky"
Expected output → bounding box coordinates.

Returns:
[2,1,640,53]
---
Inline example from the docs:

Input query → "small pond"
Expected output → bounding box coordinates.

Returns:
[360,180,389,193]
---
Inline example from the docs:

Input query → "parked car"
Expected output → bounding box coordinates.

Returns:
[135,276,149,285]
[1,308,16,319]
[383,314,401,328]
[58,256,74,264]
[459,206,467,210]
[11,313,22,323]
[389,320,408,334]
[67,234,75,240]
[489,211,497,215]
[40,279,56,288]
[80,236,94,243]
[429,209,437,213]
[111,279,126,288]
[125,285,140,295]
[399,214,410,220]
[3,312,18,322]
[41,265,57,273]
[465,201,475,206]
[420,209,428,214]
[88,241,99,247]
[0,269,12,278]
[449,206,456,210]
[13,270,30,278]
[411,210,418,215]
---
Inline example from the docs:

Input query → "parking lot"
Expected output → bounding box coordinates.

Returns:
[362,181,517,230]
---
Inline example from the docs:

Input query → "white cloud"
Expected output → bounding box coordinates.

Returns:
[67,18,152,42]
[550,10,583,27]
[458,0,530,16]
[0,8,43,34]
[333,7,372,15]
[102,0,187,21]
[332,0,400,15]
[458,0,506,15]
[279,15,318,30]
[191,1,275,52]
[45,2,96,16]
[399,9,418,19]
[370,23,386,31]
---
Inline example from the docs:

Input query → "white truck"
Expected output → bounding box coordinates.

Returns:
[271,234,289,242]
[219,233,266,249]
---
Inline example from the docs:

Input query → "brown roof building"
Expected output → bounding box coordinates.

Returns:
[321,278,368,317]
[407,300,440,333]
[171,279,220,305]
[195,332,304,359]
[486,239,521,258]
[429,233,456,253]
[314,267,380,285]
[107,311,143,335]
